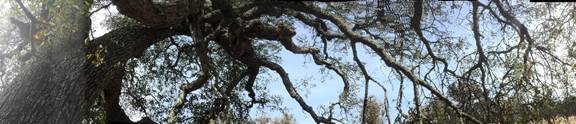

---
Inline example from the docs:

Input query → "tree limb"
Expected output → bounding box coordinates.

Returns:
[492,0,535,84]
[258,58,334,124]
[111,0,190,27]
[167,40,212,124]
[14,0,38,23]
[245,66,260,107]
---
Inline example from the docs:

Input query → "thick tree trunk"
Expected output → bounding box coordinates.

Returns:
[0,0,91,123]
[0,0,191,122]
[0,50,87,124]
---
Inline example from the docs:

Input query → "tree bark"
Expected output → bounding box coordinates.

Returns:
[0,0,188,123]
[0,0,90,123]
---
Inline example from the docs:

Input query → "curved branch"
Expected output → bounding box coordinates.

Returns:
[471,1,487,62]
[477,2,517,32]
[168,40,211,124]
[214,66,254,117]
[492,0,535,84]
[410,0,456,76]
[351,42,392,124]
[487,45,519,54]
[463,1,488,78]
[277,39,351,97]
[248,21,351,98]
[351,41,379,123]
[410,0,443,62]
[258,58,333,124]
[292,13,346,41]
[87,26,185,63]
[89,3,112,15]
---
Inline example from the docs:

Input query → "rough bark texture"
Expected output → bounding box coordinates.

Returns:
[0,1,187,123]
[111,0,189,27]
[0,47,86,124]
[0,0,90,123]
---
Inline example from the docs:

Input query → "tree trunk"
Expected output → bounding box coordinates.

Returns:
[0,0,91,123]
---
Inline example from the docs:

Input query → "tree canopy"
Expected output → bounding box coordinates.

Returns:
[1,0,576,124]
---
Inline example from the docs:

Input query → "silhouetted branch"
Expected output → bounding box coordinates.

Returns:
[168,40,211,124]
[258,58,334,124]
[245,66,260,107]
[15,0,37,23]
[275,2,484,123]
